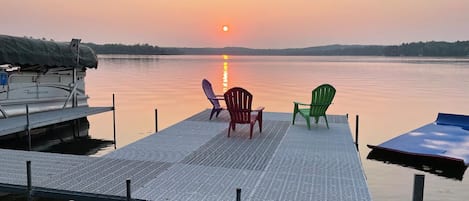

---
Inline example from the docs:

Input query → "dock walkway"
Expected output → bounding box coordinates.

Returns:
[0,109,372,201]
[0,106,113,137]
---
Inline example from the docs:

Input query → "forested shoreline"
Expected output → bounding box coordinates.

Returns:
[84,41,469,57]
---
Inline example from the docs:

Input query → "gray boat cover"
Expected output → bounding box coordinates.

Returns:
[370,113,469,165]
[0,35,97,68]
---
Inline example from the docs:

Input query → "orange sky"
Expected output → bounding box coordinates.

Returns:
[1,0,468,48]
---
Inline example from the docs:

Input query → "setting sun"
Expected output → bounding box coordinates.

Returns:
[222,25,229,32]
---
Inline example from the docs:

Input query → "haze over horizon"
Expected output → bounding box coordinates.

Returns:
[1,0,468,49]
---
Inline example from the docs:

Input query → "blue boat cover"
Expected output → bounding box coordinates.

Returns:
[373,113,469,165]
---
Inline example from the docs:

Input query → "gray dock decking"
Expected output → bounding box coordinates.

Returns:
[0,109,371,201]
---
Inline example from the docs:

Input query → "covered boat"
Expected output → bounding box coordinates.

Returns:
[368,113,469,180]
[0,35,98,118]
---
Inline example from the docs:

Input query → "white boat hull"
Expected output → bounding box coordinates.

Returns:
[0,68,88,118]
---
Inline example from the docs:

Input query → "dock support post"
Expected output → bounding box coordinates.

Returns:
[355,115,359,151]
[155,108,158,133]
[77,118,80,137]
[236,188,241,201]
[126,179,131,201]
[113,94,116,149]
[72,119,77,139]
[26,105,31,151]
[26,161,32,201]
[412,174,425,201]
[71,38,80,108]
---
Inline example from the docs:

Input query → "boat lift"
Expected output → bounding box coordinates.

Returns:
[0,35,116,149]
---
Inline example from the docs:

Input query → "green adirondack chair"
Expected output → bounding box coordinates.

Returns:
[292,84,336,129]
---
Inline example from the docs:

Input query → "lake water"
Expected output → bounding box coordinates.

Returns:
[82,55,469,200]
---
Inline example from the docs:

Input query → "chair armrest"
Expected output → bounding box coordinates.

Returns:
[209,97,224,101]
[293,101,311,106]
[253,106,265,112]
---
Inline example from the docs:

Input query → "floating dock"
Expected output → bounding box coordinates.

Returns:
[0,106,113,137]
[0,109,371,201]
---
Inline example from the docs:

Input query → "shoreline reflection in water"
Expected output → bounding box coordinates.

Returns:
[0,118,114,155]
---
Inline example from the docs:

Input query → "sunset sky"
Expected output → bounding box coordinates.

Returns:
[1,0,468,48]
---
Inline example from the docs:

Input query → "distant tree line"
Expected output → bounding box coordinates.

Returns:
[84,43,159,55]
[383,41,469,56]
[81,41,469,57]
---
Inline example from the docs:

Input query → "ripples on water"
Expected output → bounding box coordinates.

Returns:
[11,55,468,200]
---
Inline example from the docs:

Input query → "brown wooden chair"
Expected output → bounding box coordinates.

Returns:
[224,87,264,139]
[202,79,224,120]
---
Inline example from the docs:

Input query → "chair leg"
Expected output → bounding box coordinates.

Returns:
[216,108,223,117]
[227,122,232,137]
[250,123,254,139]
[210,108,216,120]
[324,115,330,129]
[314,116,319,124]
[292,104,298,125]
[232,123,236,131]
[258,121,262,133]
[258,111,263,133]
[305,116,311,130]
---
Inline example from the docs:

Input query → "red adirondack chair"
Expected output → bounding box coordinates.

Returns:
[224,87,264,139]
[202,79,224,120]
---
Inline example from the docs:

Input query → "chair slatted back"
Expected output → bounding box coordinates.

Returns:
[202,79,221,109]
[224,87,253,124]
[310,84,336,116]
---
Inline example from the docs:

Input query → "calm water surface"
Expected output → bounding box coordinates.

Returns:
[84,55,469,201]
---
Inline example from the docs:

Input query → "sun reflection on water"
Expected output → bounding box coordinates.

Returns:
[222,55,229,92]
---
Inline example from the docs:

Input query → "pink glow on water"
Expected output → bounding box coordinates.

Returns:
[85,55,469,200]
